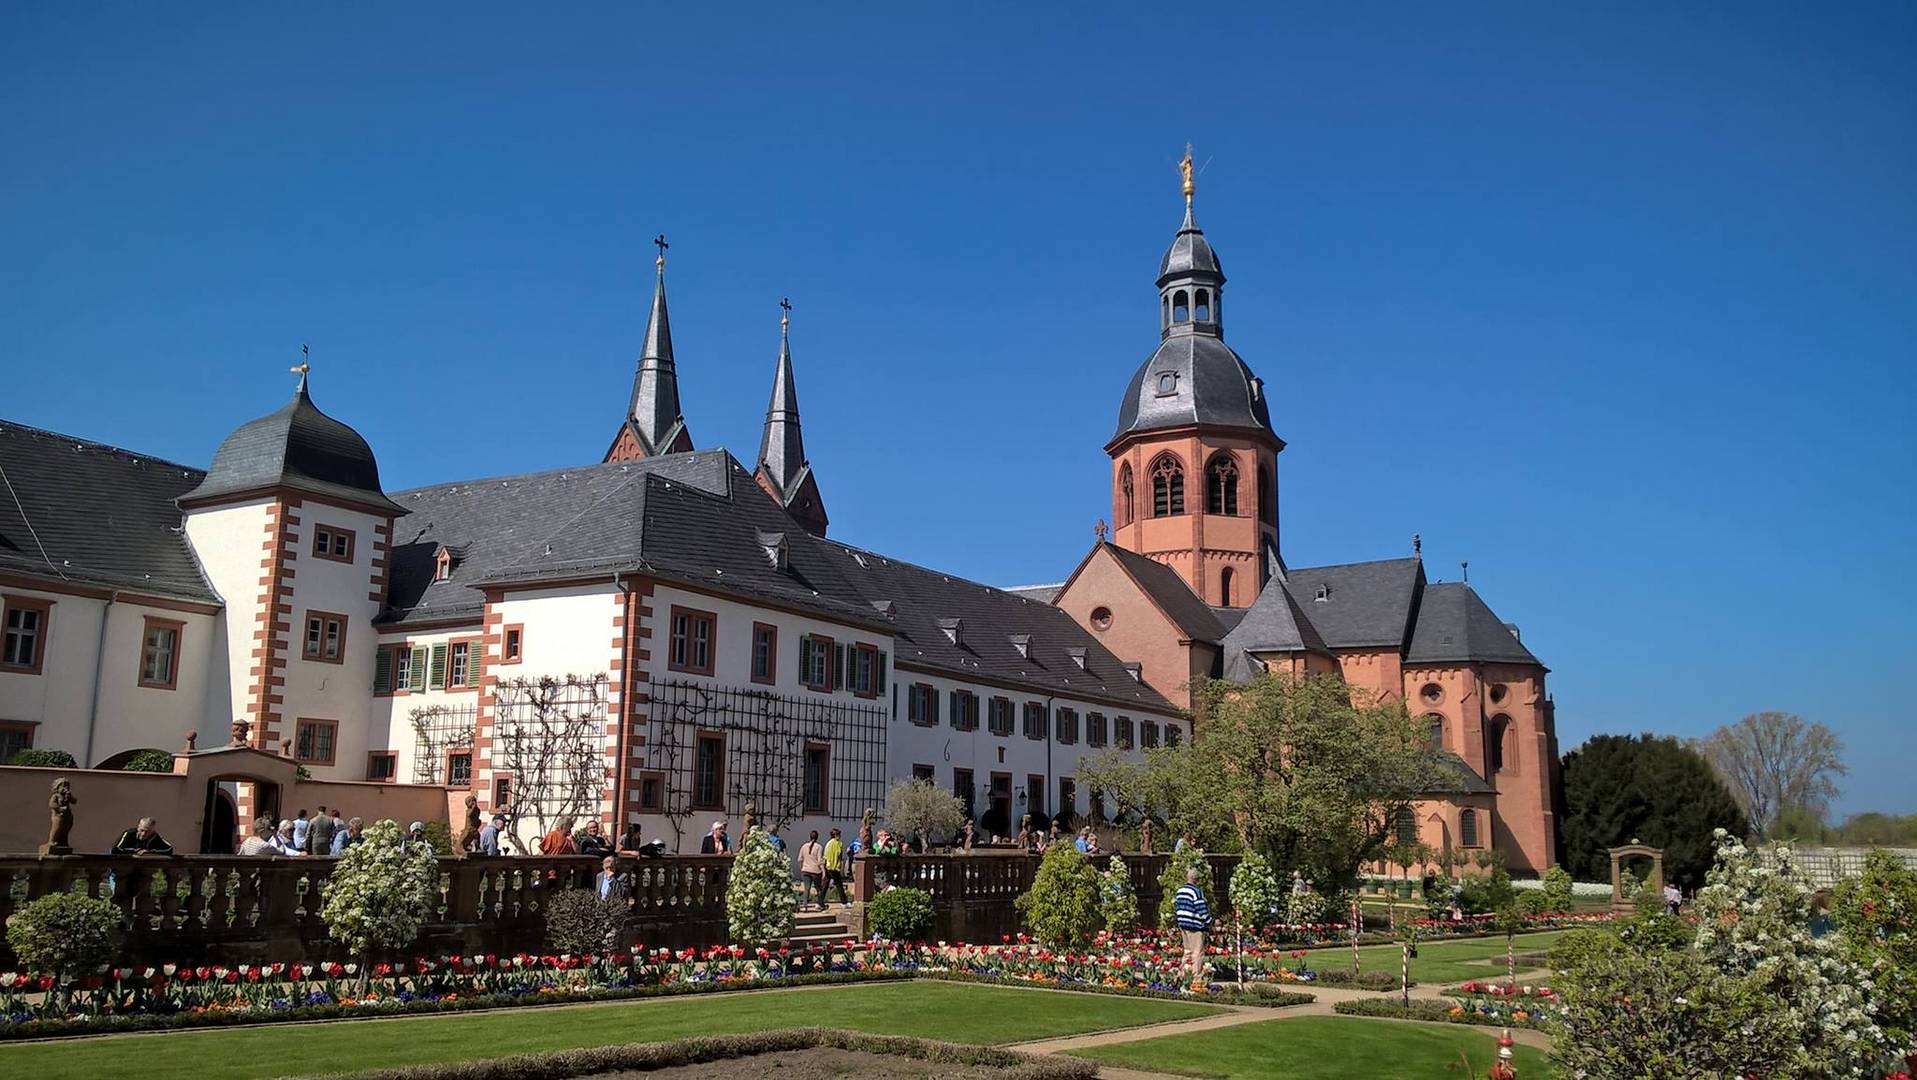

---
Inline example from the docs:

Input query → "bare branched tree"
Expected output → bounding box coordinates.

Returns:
[1697,711,1846,837]
[491,674,610,849]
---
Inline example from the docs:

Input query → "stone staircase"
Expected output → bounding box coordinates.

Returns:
[787,907,855,945]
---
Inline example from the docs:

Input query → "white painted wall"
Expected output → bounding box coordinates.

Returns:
[369,624,483,785]
[279,502,389,779]
[182,498,274,741]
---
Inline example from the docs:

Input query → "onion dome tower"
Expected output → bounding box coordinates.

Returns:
[1106,149,1283,608]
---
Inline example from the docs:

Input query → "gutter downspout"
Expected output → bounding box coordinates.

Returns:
[82,591,118,767]
[1044,695,1055,830]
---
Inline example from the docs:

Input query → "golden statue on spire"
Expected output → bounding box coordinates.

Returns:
[1179,143,1195,205]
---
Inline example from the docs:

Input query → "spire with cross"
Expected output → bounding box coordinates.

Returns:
[652,233,669,269]
[290,344,310,391]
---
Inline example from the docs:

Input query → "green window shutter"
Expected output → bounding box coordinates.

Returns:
[409,645,428,691]
[876,651,887,694]
[798,634,811,683]
[428,643,448,690]
[947,690,958,729]
[373,647,393,693]
[834,643,846,690]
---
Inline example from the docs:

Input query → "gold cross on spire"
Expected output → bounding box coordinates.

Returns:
[1179,143,1195,206]
[290,344,310,390]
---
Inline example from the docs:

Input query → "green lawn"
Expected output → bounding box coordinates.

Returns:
[0,981,1218,1080]
[1073,1015,1556,1079]
[1292,930,1564,983]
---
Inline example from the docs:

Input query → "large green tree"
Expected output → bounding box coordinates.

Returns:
[1558,733,1750,888]
[1080,672,1448,894]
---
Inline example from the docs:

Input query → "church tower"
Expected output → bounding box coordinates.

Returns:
[753,300,829,536]
[1106,151,1283,608]
[606,236,695,462]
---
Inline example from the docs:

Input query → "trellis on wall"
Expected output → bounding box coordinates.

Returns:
[408,703,478,785]
[642,678,887,847]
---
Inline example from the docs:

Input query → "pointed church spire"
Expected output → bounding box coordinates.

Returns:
[608,234,693,461]
[752,298,828,536]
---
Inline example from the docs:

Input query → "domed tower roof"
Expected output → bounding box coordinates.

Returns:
[180,373,404,514]
[1157,205,1223,285]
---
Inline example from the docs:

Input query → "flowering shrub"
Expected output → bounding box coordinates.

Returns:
[4,892,123,989]
[320,818,439,966]
[726,827,796,948]
[1833,848,1917,1049]
[1100,854,1139,934]
[1017,844,1102,948]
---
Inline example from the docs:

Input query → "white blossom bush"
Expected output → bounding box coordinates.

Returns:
[1688,830,1888,1077]
[1100,853,1139,933]
[1230,853,1284,931]
[725,826,796,948]
[320,818,439,970]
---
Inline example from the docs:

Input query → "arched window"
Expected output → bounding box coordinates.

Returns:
[1162,295,1171,329]
[1490,715,1512,773]
[1172,290,1190,322]
[1395,808,1418,847]
[1219,567,1234,607]
[1194,289,1211,322]
[1460,808,1479,848]
[1205,454,1239,515]
[1424,713,1446,752]
[1150,454,1185,517]
[1258,462,1274,527]
[1117,463,1135,527]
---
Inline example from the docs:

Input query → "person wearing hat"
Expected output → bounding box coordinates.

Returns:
[699,819,731,855]
[406,821,435,855]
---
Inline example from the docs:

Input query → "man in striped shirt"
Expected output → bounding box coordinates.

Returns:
[1173,866,1212,986]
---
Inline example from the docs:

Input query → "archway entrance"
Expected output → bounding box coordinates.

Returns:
[1608,843,1664,911]
[202,787,239,854]
[201,775,281,853]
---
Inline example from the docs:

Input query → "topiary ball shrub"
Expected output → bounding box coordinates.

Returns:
[6,891,123,983]
[866,886,935,942]
[121,750,175,773]
[543,888,626,955]
[6,749,78,768]
[1016,844,1102,948]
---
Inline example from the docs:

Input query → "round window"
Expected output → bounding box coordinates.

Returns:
[1489,684,1508,705]
[1419,682,1444,705]
[1090,606,1113,631]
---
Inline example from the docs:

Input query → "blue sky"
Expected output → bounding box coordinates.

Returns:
[3,5,1912,815]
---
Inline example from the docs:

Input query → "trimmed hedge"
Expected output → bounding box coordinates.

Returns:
[0,970,912,1043]
[296,1027,1097,1080]
[1332,996,1553,1031]
[922,969,1314,1009]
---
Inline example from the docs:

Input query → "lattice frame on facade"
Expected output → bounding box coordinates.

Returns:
[409,702,479,785]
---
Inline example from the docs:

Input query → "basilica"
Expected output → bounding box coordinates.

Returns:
[0,159,1559,871]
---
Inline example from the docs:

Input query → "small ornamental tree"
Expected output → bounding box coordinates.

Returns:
[883,778,966,850]
[5,892,122,991]
[1156,845,1208,930]
[1100,853,1140,934]
[725,826,796,948]
[320,819,438,983]
[1016,843,1102,949]
[1228,853,1283,984]
[1538,864,1575,913]
[867,886,935,941]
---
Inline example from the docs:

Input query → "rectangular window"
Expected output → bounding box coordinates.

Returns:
[367,752,397,782]
[950,689,978,731]
[385,645,411,693]
[638,771,664,811]
[800,633,835,690]
[1090,789,1106,824]
[751,622,777,684]
[668,605,716,675]
[908,683,937,727]
[1117,715,1135,750]
[912,763,936,782]
[311,524,356,563]
[302,611,347,663]
[1164,722,1181,747]
[1058,778,1077,821]
[1022,701,1047,741]
[492,775,512,810]
[447,750,473,789]
[138,616,184,690]
[693,732,726,809]
[987,696,1014,736]
[1396,808,1418,847]
[1087,711,1108,748]
[0,720,36,762]
[953,767,975,820]
[502,625,524,664]
[1142,720,1160,748]
[1056,707,1078,746]
[852,644,880,697]
[803,742,831,814]
[1027,775,1046,819]
[449,641,473,687]
[1460,809,1480,848]
[1,596,52,674]
[294,718,338,766]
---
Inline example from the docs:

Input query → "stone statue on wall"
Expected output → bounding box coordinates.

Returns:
[961,820,976,851]
[455,794,481,855]
[1140,819,1155,855]
[40,778,75,856]
[859,807,875,852]
[183,732,198,753]
[229,718,252,748]
[742,801,758,834]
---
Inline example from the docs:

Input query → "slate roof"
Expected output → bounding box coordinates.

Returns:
[1002,583,1063,604]
[1431,752,1496,796]
[1101,544,1227,642]
[1405,582,1539,666]
[1219,572,1331,657]
[0,420,217,602]
[382,447,1178,712]
[1284,558,1424,650]
[1158,205,1223,284]
[1112,332,1277,445]
[179,384,404,513]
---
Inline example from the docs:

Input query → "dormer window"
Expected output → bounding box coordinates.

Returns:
[938,617,963,646]
[433,546,454,581]
[1154,371,1180,397]
[1009,633,1031,659]
[756,530,788,570]
[1066,646,1087,670]
[1314,584,1330,602]
[1123,662,1142,683]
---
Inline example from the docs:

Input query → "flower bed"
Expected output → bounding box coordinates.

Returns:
[1332,995,1556,1031]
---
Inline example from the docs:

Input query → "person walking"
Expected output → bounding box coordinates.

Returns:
[798,830,826,910]
[822,827,849,907]
[1174,866,1212,988]
[308,804,336,855]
